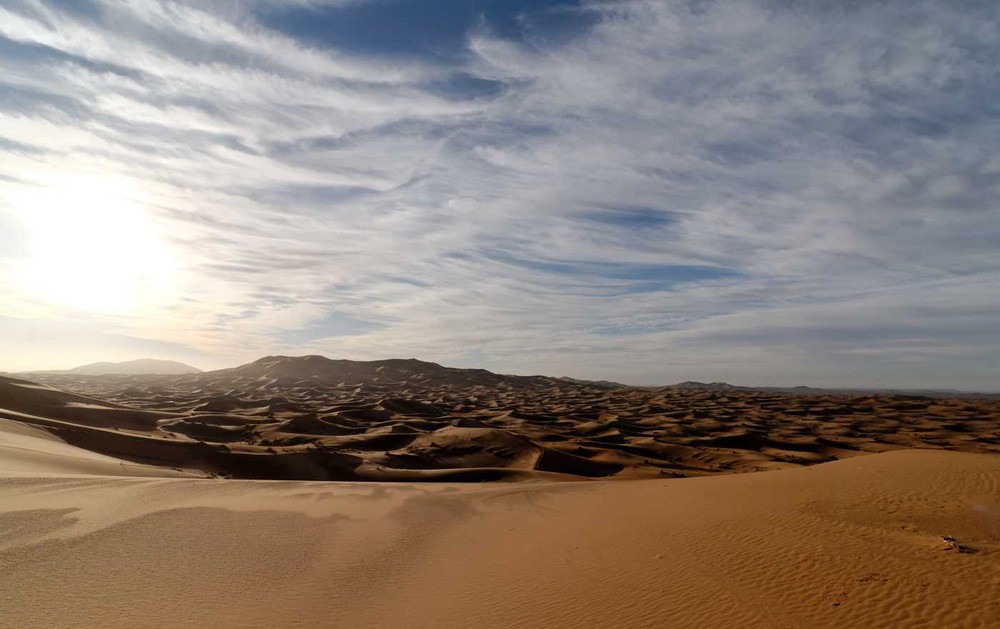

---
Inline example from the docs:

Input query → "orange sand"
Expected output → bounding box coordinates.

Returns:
[0,446,997,628]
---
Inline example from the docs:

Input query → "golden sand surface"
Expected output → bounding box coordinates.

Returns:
[0,445,997,628]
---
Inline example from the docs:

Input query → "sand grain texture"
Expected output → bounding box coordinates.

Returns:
[0,450,998,628]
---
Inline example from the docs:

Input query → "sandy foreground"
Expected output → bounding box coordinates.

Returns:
[1,419,998,628]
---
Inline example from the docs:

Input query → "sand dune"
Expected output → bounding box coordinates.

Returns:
[0,419,196,478]
[7,355,999,481]
[0,449,997,628]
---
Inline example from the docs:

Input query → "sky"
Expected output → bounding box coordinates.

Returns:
[1,0,999,389]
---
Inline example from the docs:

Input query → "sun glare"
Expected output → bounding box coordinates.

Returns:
[16,174,178,314]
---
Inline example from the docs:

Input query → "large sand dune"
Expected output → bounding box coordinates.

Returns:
[0,448,997,628]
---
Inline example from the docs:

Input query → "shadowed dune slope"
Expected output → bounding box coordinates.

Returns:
[0,450,997,628]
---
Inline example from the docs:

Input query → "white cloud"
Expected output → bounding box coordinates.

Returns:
[0,0,998,388]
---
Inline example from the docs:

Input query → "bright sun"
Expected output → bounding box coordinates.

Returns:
[16,174,178,314]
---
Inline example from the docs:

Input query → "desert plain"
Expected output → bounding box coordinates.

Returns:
[1,355,998,628]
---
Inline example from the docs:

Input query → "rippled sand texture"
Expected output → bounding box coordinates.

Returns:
[7,355,1000,481]
[0,449,997,628]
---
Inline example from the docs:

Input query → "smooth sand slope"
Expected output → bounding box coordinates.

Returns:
[0,419,197,478]
[1,448,998,628]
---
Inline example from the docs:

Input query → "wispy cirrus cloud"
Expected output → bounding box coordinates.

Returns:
[0,0,998,388]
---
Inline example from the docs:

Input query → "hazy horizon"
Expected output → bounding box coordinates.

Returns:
[5,353,999,393]
[2,1,999,390]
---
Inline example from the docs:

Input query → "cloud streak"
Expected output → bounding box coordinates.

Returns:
[1,0,998,388]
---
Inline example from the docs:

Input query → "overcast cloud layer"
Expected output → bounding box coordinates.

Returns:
[1,0,998,388]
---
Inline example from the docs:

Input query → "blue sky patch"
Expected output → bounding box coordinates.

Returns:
[578,208,678,231]
[256,0,595,64]
[482,250,737,286]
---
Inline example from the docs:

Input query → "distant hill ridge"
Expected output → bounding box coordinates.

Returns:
[15,357,994,397]
[663,381,740,392]
[17,355,621,389]
[205,355,568,388]
[30,359,202,376]
[660,380,999,399]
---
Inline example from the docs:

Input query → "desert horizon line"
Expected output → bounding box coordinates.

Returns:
[5,354,997,395]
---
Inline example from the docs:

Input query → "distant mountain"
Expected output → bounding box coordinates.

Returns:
[195,355,564,390]
[34,359,202,376]
[662,381,740,392]
[558,376,627,389]
[660,381,999,399]
[756,385,1000,398]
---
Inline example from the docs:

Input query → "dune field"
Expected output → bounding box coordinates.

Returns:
[1,356,998,628]
[8,355,1000,481]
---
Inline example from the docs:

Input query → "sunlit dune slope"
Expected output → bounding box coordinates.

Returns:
[0,450,997,628]
[0,419,197,478]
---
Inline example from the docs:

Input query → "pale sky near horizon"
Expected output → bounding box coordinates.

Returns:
[1,1,999,389]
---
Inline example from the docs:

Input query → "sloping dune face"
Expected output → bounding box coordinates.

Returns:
[7,357,1000,482]
[0,450,997,628]
[0,419,196,478]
